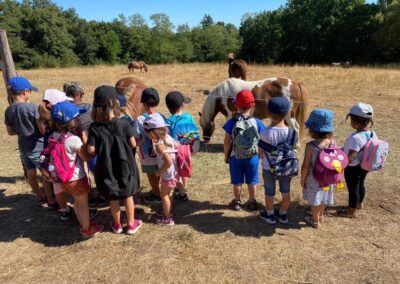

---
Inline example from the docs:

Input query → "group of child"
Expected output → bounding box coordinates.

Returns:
[4,75,385,238]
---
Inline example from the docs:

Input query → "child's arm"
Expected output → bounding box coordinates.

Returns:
[258,147,264,159]
[347,150,358,163]
[154,143,172,177]
[6,126,17,136]
[129,136,137,149]
[77,145,94,162]
[300,143,313,190]
[223,133,232,164]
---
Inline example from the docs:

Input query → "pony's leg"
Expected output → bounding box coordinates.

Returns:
[285,117,300,137]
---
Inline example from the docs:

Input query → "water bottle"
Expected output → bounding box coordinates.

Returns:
[47,165,59,182]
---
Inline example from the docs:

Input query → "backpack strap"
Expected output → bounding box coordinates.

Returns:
[286,128,297,147]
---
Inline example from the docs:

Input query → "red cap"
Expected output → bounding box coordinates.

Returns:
[234,90,255,109]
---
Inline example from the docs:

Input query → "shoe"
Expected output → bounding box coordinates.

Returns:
[126,219,142,235]
[89,208,98,220]
[244,200,258,211]
[230,199,241,211]
[304,215,319,229]
[111,222,123,234]
[81,223,104,239]
[96,196,108,206]
[156,216,175,226]
[59,206,73,221]
[278,212,288,224]
[144,194,162,204]
[47,202,59,210]
[259,211,276,225]
[88,198,96,207]
[155,208,174,218]
[173,188,189,201]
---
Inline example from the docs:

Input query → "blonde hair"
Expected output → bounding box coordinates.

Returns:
[92,99,121,123]
[38,104,52,129]
[145,127,173,147]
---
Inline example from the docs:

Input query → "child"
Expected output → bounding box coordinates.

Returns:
[51,101,103,238]
[4,76,56,208]
[87,85,142,235]
[341,103,375,218]
[223,90,265,211]
[259,97,297,224]
[301,109,335,228]
[165,91,200,201]
[143,114,178,226]
[133,88,163,204]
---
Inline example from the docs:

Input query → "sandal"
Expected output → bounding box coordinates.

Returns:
[304,215,319,229]
[336,209,356,218]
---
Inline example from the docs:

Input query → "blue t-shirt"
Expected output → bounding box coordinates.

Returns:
[223,115,266,136]
[166,113,199,145]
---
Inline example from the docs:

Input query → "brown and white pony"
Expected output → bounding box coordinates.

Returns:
[199,77,308,143]
[115,77,147,119]
[228,53,247,80]
[128,61,148,73]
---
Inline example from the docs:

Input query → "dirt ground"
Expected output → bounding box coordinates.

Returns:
[0,64,399,283]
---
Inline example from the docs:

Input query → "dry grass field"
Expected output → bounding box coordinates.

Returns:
[0,63,399,283]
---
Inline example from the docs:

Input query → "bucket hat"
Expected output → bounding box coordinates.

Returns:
[305,109,334,132]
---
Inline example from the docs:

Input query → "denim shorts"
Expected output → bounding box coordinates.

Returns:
[229,155,259,185]
[20,150,41,170]
[262,169,291,197]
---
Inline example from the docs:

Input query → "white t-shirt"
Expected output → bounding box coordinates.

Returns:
[52,132,86,181]
[343,130,375,167]
[260,126,293,170]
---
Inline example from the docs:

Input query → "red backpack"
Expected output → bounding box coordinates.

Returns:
[176,143,192,178]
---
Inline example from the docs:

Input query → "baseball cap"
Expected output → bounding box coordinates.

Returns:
[141,87,160,105]
[305,109,334,132]
[51,101,86,125]
[8,76,38,92]
[43,89,73,106]
[63,81,83,97]
[143,113,169,130]
[165,91,191,110]
[347,102,373,119]
[233,90,255,109]
[117,94,127,107]
[267,96,290,115]
[93,85,118,106]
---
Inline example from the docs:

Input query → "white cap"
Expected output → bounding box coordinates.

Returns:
[43,89,73,106]
[348,102,373,118]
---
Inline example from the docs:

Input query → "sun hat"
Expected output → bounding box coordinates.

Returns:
[347,102,373,119]
[141,87,160,105]
[165,91,191,109]
[143,113,169,130]
[305,109,334,132]
[233,90,255,109]
[93,85,118,106]
[117,94,127,107]
[63,81,84,97]
[8,76,38,92]
[51,101,86,125]
[267,96,290,115]
[43,89,73,106]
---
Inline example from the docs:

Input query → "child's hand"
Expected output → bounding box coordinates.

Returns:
[224,156,229,164]
[301,178,306,191]
[155,170,161,177]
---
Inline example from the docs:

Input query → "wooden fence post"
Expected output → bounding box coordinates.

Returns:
[0,30,17,105]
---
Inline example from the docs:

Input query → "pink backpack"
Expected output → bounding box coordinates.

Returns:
[176,144,192,178]
[39,133,76,183]
[360,132,389,172]
[312,140,348,190]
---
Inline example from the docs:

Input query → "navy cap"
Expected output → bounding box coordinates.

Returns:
[141,87,160,105]
[305,109,334,132]
[51,101,86,125]
[93,85,118,106]
[8,76,38,92]
[165,91,191,110]
[267,96,290,114]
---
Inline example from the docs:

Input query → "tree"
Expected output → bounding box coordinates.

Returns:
[99,30,121,63]
[149,13,175,63]
[200,14,214,29]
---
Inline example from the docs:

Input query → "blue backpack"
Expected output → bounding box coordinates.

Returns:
[258,128,298,179]
[167,113,200,148]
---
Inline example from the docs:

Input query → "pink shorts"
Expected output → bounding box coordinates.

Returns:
[53,183,63,195]
[161,177,179,189]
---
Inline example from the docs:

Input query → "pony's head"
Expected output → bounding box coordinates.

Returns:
[198,111,215,144]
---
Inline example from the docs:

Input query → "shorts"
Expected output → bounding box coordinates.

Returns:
[229,155,259,185]
[263,169,291,197]
[161,176,179,189]
[141,164,158,174]
[53,183,63,195]
[20,150,41,170]
[62,177,90,196]
[88,155,97,172]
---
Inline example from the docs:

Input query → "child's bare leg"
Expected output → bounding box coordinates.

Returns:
[147,172,160,197]
[160,185,172,218]
[265,196,274,212]
[110,200,121,225]
[43,179,56,205]
[247,184,256,201]
[311,206,320,225]
[74,193,89,230]
[55,192,68,209]
[233,184,242,200]
[319,204,326,222]
[26,168,45,201]
[281,193,291,212]
[124,196,135,225]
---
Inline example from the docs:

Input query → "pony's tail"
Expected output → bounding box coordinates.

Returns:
[296,82,308,137]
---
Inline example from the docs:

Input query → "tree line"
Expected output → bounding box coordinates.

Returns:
[0,0,399,69]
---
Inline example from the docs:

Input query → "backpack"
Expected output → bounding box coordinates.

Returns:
[360,131,389,172]
[168,114,200,154]
[91,120,139,200]
[312,140,348,190]
[258,128,299,180]
[232,116,260,159]
[39,133,75,183]
[176,143,192,177]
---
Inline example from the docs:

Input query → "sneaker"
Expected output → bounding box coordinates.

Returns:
[111,222,123,234]
[89,208,98,220]
[126,219,142,235]
[81,223,104,239]
[144,194,162,204]
[156,216,175,226]
[230,199,241,211]
[59,206,73,221]
[278,212,288,224]
[173,189,189,201]
[259,211,276,225]
[155,208,174,218]
[244,200,258,212]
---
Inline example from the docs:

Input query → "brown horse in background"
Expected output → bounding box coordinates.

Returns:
[228,53,248,80]
[115,77,147,119]
[128,61,148,73]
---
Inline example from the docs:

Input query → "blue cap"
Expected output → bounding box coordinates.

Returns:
[51,101,86,125]
[267,97,290,114]
[8,76,39,92]
[117,94,127,107]
[305,109,334,132]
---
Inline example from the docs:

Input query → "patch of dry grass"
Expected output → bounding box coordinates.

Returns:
[0,64,399,283]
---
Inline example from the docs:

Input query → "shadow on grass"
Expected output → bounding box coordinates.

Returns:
[199,142,224,153]
[0,176,25,184]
